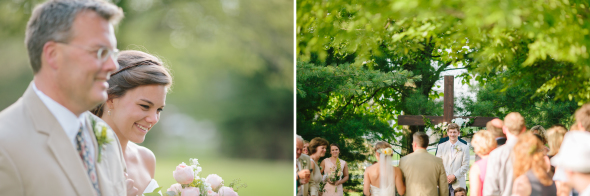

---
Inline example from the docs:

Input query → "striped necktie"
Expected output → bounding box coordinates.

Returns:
[76,126,101,196]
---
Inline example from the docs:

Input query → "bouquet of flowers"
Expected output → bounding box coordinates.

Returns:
[164,158,246,196]
[326,159,342,192]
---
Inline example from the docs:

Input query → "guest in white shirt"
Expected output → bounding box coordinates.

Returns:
[551,131,590,196]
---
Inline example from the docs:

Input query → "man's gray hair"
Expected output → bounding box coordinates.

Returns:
[296,135,304,142]
[25,0,124,73]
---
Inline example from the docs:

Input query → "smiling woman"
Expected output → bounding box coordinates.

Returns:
[91,50,173,195]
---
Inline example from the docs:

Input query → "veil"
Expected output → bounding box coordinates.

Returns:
[378,151,395,196]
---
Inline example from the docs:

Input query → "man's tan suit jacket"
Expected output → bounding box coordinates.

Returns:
[436,141,470,189]
[0,83,127,195]
[297,154,311,196]
[399,148,449,196]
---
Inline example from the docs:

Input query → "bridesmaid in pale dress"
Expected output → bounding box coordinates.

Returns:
[308,137,329,196]
[91,50,172,195]
[320,144,349,196]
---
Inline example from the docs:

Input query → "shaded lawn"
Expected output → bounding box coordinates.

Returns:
[154,156,292,195]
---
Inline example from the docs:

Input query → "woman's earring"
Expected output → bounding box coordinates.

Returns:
[149,124,152,128]
[108,109,111,116]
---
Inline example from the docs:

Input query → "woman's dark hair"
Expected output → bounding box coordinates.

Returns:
[91,50,172,117]
[330,143,340,150]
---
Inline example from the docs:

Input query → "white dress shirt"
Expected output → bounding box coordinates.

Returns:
[449,142,457,160]
[32,83,95,159]
[581,184,590,196]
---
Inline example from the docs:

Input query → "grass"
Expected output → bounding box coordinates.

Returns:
[154,156,292,195]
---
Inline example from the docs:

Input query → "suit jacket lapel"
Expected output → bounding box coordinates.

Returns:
[450,143,462,166]
[23,83,95,195]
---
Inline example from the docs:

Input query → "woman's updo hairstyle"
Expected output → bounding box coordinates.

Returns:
[91,50,172,117]
[374,141,392,153]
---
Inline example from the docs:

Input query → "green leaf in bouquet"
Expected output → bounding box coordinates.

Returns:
[144,187,162,196]
[166,191,178,196]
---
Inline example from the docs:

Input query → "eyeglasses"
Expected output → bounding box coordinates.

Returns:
[55,41,119,63]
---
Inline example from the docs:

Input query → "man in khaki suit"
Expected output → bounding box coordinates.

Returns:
[436,123,470,196]
[296,135,311,196]
[0,0,129,195]
[400,131,449,196]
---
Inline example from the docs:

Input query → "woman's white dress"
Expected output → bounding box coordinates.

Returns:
[309,159,323,196]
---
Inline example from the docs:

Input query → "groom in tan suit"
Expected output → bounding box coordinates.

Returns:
[400,131,449,196]
[0,0,129,195]
[436,123,470,196]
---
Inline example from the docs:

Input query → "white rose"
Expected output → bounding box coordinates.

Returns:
[206,174,223,191]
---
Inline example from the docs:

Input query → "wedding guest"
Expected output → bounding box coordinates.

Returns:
[574,103,590,132]
[399,132,448,196]
[453,187,466,196]
[320,144,349,196]
[530,125,547,143]
[552,104,590,196]
[483,112,527,196]
[474,119,504,162]
[308,137,329,196]
[0,0,128,195]
[512,132,557,196]
[487,118,507,146]
[551,131,590,196]
[303,140,310,155]
[296,135,311,196]
[546,126,567,174]
[363,141,405,196]
[469,130,497,196]
[436,123,470,196]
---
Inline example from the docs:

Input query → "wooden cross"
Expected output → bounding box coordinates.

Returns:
[397,75,496,127]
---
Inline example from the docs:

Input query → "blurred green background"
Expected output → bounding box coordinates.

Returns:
[0,0,294,194]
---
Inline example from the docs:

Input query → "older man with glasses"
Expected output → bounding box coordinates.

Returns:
[0,0,133,195]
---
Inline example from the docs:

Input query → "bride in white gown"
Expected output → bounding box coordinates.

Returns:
[363,142,406,196]
[91,50,172,195]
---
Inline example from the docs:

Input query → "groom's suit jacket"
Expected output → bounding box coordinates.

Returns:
[297,154,311,196]
[399,148,448,196]
[435,140,470,189]
[0,83,127,195]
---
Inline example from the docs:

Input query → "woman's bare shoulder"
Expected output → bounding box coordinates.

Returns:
[132,143,156,177]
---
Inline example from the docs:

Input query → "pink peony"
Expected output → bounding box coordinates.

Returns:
[207,190,219,196]
[181,187,200,196]
[167,183,183,195]
[205,174,223,191]
[217,187,238,196]
[173,163,195,184]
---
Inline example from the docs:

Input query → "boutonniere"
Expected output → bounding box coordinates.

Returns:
[90,117,114,163]
[301,159,307,169]
[454,145,461,153]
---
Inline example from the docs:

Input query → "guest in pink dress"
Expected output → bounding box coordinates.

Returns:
[469,130,498,196]
[320,144,349,196]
